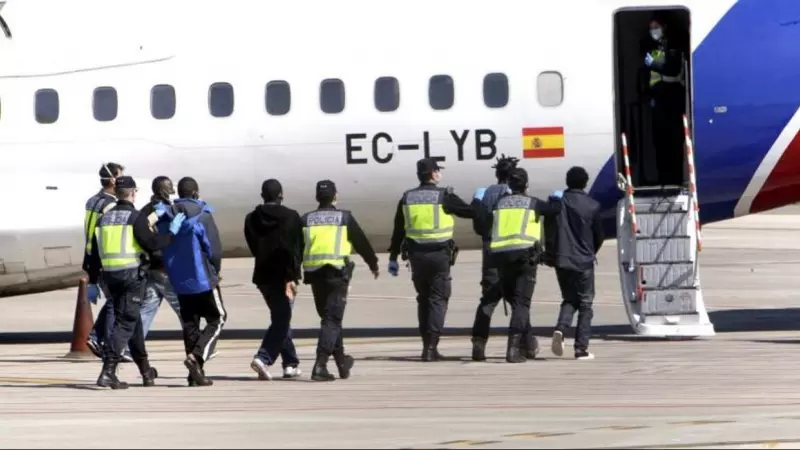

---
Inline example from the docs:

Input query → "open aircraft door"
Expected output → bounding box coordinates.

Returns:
[612,6,714,338]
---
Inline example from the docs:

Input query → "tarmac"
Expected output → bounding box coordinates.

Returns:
[2,206,800,448]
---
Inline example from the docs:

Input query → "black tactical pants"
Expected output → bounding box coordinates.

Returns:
[555,267,595,353]
[471,242,503,340]
[310,272,349,360]
[409,248,452,345]
[103,277,148,370]
[498,259,537,337]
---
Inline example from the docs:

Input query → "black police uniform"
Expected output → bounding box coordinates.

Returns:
[94,176,177,389]
[544,188,604,358]
[302,180,379,381]
[388,158,473,361]
[486,169,562,363]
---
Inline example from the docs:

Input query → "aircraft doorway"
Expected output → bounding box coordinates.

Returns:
[613,7,691,192]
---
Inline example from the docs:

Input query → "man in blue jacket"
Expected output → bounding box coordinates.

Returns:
[156,177,225,387]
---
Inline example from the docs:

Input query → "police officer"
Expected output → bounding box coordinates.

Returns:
[387,158,473,361]
[84,162,133,363]
[645,13,686,186]
[546,167,604,360]
[94,176,187,389]
[470,154,537,362]
[486,168,561,363]
[301,180,379,381]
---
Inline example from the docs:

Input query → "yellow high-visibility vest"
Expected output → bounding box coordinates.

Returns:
[95,209,144,271]
[489,194,542,253]
[84,192,116,255]
[302,209,352,271]
[402,187,455,244]
[649,49,685,87]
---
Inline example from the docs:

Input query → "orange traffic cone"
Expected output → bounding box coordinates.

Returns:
[62,277,97,360]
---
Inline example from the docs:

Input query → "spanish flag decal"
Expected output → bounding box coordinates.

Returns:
[522,127,565,158]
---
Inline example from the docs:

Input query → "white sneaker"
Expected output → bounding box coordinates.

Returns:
[283,366,302,379]
[551,331,565,357]
[250,358,272,380]
[575,352,595,360]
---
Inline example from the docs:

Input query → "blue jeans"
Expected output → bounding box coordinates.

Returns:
[140,270,181,339]
[255,284,299,368]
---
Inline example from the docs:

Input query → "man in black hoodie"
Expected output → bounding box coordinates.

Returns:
[244,179,304,380]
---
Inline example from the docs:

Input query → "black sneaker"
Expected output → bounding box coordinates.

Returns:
[575,351,595,360]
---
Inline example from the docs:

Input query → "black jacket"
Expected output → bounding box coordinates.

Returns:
[543,189,604,271]
[135,197,171,271]
[244,202,304,286]
[485,192,562,265]
[301,205,379,274]
[388,183,474,259]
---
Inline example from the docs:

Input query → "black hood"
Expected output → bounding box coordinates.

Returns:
[246,203,296,235]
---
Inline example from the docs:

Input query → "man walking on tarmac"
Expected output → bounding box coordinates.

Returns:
[485,168,562,363]
[302,180,380,382]
[135,176,183,340]
[387,158,473,361]
[84,162,134,363]
[94,176,187,389]
[244,179,303,380]
[156,177,225,387]
[469,155,540,362]
[546,166,604,360]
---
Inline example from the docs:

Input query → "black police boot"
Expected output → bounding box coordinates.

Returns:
[311,354,335,382]
[506,334,527,363]
[522,331,540,360]
[333,352,354,380]
[97,361,129,390]
[423,336,445,362]
[420,333,431,361]
[142,367,158,387]
[471,337,487,362]
[184,354,213,387]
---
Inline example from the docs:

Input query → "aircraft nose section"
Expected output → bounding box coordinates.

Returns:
[750,120,800,214]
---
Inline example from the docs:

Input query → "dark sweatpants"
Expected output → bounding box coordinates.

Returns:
[255,284,299,368]
[178,287,227,364]
[554,267,595,353]
[471,242,503,340]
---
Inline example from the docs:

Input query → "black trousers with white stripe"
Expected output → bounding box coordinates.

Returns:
[177,286,227,364]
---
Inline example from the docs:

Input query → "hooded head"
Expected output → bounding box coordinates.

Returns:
[261,179,283,204]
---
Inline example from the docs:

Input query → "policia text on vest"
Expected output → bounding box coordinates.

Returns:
[388,158,474,362]
[486,178,562,363]
[92,175,187,389]
[300,180,380,382]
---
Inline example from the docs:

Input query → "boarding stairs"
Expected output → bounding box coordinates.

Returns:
[616,115,715,338]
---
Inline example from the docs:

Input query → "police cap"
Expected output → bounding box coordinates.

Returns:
[507,168,528,188]
[416,158,444,174]
[316,179,337,198]
[114,176,137,189]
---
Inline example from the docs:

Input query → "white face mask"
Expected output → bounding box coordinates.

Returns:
[650,28,663,41]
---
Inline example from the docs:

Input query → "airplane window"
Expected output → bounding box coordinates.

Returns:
[429,75,454,110]
[209,82,234,118]
[93,86,118,122]
[35,89,59,124]
[374,76,400,112]
[483,73,509,108]
[537,71,563,107]
[320,78,345,114]
[151,84,176,120]
[265,81,291,116]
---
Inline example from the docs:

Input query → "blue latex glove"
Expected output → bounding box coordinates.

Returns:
[473,187,486,201]
[644,53,654,67]
[549,190,564,199]
[169,212,186,235]
[87,283,100,305]
[388,260,399,277]
[154,202,168,218]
